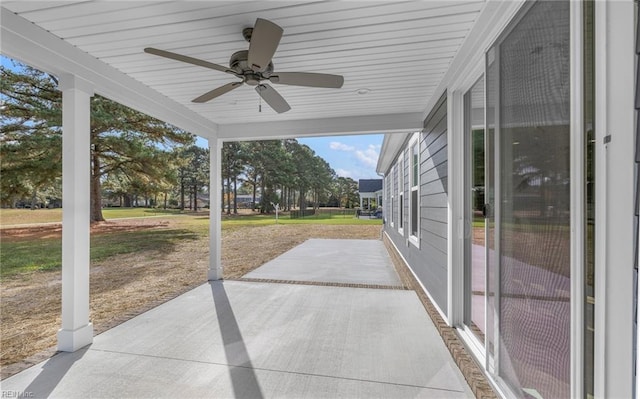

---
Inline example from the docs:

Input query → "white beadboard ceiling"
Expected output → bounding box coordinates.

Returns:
[1,1,486,136]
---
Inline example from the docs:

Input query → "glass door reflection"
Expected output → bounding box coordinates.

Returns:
[464,75,486,346]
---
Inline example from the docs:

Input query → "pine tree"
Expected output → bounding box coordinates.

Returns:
[1,60,194,221]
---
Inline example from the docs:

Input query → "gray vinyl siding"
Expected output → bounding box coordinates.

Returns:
[385,92,449,314]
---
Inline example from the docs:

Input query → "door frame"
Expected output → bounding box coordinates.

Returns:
[448,2,599,398]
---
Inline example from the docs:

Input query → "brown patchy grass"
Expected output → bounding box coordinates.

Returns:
[0,218,381,378]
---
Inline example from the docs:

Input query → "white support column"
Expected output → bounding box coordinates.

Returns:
[594,1,635,398]
[448,88,464,327]
[57,74,94,352]
[208,138,223,280]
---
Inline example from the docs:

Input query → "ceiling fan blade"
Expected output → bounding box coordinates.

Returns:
[144,47,234,75]
[192,82,243,103]
[255,84,290,113]
[247,18,283,72]
[270,72,344,89]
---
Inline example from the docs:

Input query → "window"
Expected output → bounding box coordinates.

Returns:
[385,175,389,221]
[410,138,420,243]
[390,165,395,227]
[398,152,404,235]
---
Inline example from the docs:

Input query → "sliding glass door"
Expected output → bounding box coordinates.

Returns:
[460,2,597,397]
[486,1,571,397]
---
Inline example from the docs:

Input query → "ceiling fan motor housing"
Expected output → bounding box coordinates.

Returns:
[242,27,253,42]
[230,50,273,84]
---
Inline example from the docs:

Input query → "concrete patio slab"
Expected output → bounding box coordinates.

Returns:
[2,280,473,398]
[243,239,402,286]
[2,240,473,398]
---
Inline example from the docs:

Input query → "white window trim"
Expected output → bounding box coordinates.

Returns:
[390,165,395,228]
[398,152,405,236]
[409,133,420,247]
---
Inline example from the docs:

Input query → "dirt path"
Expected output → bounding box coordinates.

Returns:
[1,220,381,377]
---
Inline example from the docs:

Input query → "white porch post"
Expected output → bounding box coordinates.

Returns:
[57,74,94,352]
[593,1,635,397]
[208,138,223,280]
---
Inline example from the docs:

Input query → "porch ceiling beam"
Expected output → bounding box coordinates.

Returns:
[0,8,218,139]
[217,112,423,142]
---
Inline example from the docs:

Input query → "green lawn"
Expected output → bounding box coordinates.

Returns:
[0,208,182,226]
[1,225,201,278]
[0,208,381,227]
[0,210,380,278]
[0,208,63,225]
[222,213,382,227]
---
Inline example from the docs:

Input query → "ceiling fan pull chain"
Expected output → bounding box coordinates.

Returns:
[259,94,262,112]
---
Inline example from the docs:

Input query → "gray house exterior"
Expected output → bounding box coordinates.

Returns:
[377,2,638,398]
[383,93,449,314]
[2,0,637,398]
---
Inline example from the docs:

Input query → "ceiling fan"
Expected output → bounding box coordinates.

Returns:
[144,18,344,113]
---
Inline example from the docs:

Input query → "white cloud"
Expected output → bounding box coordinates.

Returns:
[355,144,379,168]
[329,141,355,152]
[335,168,352,178]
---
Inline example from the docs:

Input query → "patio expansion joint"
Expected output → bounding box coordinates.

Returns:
[228,277,410,290]
[88,347,466,394]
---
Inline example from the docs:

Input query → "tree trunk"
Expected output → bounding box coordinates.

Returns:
[227,178,231,213]
[30,188,37,210]
[90,148,105,222]
[260,175,268,214]
[193,184,198,210]
[180,180,185,210]
[252,183,257,212]
[221,178,225,212]
[283,187,288,211]
[163,193,167,209]
[298,188,306,210]
[233,177,238,214]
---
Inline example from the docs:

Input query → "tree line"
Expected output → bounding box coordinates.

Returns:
[0,60,361,222]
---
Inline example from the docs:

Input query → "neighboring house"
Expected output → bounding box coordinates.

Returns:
[376,2,636,399]
[357,179,382,210]
[235,194,261,208]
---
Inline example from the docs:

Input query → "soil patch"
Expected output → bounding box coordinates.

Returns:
[1,219,381,378]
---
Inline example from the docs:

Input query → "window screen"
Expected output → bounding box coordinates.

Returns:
[487,2,571,398]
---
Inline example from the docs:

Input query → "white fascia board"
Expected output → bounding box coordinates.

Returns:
[0,8,218,139]
[217,112,422,142]
[420,0,525,121]
[376,132,411,175]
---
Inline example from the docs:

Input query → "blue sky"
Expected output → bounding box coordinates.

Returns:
[196,134,383,180]
[298,135,384,180]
